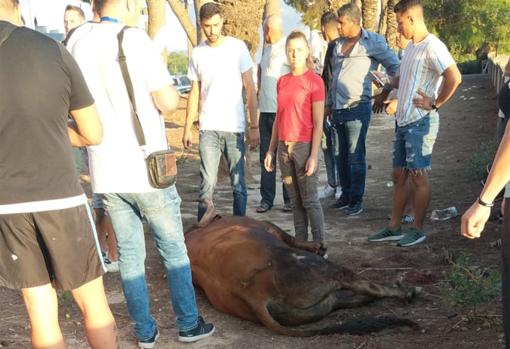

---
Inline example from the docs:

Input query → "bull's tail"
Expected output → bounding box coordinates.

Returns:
[252,304,418,337]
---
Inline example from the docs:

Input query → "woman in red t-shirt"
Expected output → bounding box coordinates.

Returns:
[264,31,327,249]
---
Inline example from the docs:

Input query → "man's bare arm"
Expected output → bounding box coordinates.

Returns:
[182,80,200,148]
[68,104,103,147]
[434,65,462,108]
[151,85,180,117]
[242,69,259,148]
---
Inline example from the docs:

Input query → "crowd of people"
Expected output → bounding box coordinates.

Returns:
[3,0,510,347]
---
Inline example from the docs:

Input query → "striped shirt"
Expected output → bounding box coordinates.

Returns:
[396,34,455,126]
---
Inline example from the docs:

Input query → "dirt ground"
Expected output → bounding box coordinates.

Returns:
[0,74,506,349]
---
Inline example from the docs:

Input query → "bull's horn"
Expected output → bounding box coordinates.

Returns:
[197,199,216,227]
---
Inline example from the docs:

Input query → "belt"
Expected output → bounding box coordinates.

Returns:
[338,100,362,110]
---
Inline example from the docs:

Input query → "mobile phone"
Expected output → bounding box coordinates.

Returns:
[370,71,385,87]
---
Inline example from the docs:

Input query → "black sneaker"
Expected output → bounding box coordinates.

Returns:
[178,316,215,343]
[138,328,159,349]
[329,196,350,209]
[344,202,363,216]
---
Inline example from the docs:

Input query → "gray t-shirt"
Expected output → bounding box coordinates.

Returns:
[0,22,93,211]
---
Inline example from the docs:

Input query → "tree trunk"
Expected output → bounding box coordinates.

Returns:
[385,0,397,49]
[146,0,167,63]
[362,0,378,32]
[378,0,388,35]
[216,0,266,56]
[263,0,281,18]
[329,0,351,11]
[167,0,197,47]
[146,0,166,39]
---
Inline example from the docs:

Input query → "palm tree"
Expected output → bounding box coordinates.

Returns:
[385,0,397,49]
[361,0,378,31]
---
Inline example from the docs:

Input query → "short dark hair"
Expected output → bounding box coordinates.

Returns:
[65,4,85,19]
[320,11,337,27]
[337,3,361,24]
[93,0,106,15]
[199,2,221,22]
[394,0,423,14]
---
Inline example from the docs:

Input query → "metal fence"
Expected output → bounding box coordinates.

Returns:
[487,54,509,93]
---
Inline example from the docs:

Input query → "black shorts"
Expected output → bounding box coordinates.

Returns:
[0,204,105,290]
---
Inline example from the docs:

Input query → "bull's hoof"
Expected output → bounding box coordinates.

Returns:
[318,244,328,257]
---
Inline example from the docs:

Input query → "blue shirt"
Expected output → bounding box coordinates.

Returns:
[328,29,400,109]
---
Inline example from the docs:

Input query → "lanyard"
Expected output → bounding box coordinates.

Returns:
[100,16,122,24]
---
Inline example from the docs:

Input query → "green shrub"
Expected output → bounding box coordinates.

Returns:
[443,253,500,312]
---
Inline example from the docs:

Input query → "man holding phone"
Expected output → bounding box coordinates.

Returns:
[326,3,399,216]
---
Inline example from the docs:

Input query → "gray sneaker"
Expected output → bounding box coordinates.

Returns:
[368,227,404,242]
[397,228,426,247]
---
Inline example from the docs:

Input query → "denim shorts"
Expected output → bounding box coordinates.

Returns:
[393,113,439,170]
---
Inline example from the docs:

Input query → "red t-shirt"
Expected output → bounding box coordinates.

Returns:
[276,70,325,142]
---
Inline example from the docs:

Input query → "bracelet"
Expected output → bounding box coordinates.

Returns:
[477,197,494,207]
[250,127,259,130]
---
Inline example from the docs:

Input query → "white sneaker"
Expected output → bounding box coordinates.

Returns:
[319,185,335,199]
[335,187,342,200]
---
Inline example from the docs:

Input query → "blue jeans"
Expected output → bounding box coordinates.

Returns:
[103,186,199,341]
[332,102,371,204]
[198,130,247,220]
[321,118,339,188]
[393,113,439,170]
[259,112,289,206]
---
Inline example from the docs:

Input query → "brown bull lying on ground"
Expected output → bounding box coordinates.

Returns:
[185,214,418,336]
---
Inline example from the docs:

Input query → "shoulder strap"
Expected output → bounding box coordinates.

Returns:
[0,24,17,48]
[117,26,146,146]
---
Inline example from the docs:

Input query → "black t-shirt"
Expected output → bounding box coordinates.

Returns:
[0,21,94,207]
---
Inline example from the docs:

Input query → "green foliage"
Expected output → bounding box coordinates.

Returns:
[443,253,500,310]
[455,53,482,74]
[469,140,497,179]
[58,290,73,306]
[423,0,510,56]
[283,0,332,29]
[167,51,189,75]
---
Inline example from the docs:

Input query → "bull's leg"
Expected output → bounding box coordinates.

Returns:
[340,278,415,302]
[262,221,326,256]
[266,291,375,326]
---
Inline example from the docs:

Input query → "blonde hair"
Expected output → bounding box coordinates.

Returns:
[285,31,315,70]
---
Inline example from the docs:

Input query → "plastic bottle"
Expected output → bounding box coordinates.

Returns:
[430,207,458,221]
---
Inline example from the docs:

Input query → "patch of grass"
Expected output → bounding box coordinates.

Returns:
[442,253,500,314]
[469,140,497,180]
[57,290,73,306]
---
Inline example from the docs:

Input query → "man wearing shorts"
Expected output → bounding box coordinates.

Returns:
[368,0,461,247]
[0,1,118,348]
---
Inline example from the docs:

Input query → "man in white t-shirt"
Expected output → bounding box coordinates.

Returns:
[69,0,214,347]
[368,0,461,247]
[183,2,258,221]
[256,15,291,213]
